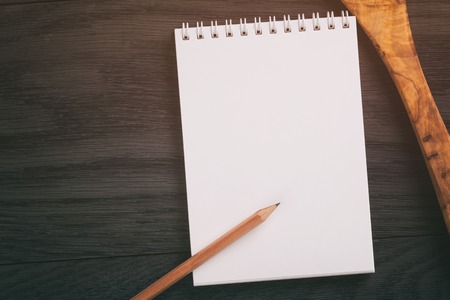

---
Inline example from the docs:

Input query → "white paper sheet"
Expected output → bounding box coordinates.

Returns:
[174,15,374,286]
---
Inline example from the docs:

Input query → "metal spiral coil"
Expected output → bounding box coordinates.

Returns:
[181,10,350,40]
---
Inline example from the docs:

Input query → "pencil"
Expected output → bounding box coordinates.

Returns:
[131,202,280,300]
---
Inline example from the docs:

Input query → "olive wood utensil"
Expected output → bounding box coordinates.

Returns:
[341,0,450,233]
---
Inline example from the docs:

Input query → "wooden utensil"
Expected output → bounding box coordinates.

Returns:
[341,0,450,233]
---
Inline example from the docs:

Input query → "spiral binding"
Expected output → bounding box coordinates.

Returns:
[181,11,350,40]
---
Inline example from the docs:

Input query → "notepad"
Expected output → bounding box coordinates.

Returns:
[174,12,374,286]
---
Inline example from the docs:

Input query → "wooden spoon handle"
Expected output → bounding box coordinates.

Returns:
[395,53,450,233]
[342,0,450,233]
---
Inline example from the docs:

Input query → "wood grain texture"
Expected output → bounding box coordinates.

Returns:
[1,236,449,299]
[342,0,450,233]
[1,0,448,264]
[0,0,449,298]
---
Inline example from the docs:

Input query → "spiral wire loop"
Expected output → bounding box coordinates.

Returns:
[298,13,306,32]
[283,15,292,33]
[254,17,263,35]
[196,21,204,39]
[240,18,248,36]
[327,11,335,30]
[182,22,190,40]
[211,20,219,38]
[312,12,321,31]
[342,10,350,28]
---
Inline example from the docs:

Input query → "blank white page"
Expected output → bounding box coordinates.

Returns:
[174,15,374,286]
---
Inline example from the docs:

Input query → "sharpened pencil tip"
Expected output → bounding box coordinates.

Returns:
[259,203,280,220]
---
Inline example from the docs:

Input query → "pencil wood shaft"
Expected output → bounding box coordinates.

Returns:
[131,203,279,300]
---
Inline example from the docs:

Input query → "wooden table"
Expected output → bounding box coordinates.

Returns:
[1,0,449,299]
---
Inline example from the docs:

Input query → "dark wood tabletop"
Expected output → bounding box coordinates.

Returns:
[1,0,450,299]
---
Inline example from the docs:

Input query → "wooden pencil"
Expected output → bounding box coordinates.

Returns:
[131,203,280,300]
